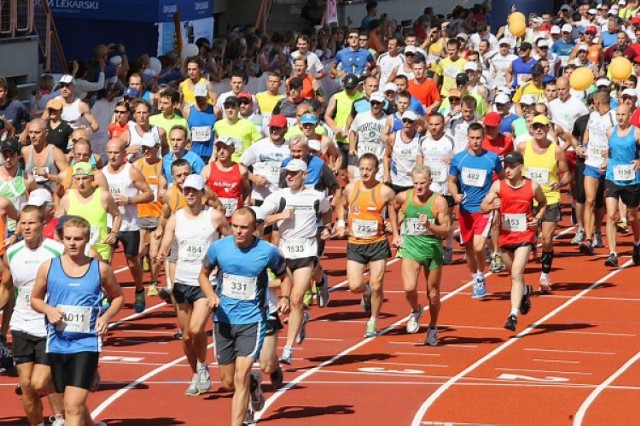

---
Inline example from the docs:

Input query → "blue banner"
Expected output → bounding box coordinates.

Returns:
[48,0,211,22]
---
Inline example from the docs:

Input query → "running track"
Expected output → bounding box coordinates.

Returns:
[2,196,640,425]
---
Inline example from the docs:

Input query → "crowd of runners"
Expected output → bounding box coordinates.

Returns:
[2,0,640,424]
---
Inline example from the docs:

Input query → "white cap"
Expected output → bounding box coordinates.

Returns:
[577,43,589,51]
[495,93,511,104]
[596,78,611,87]
[59,74,75,84]
[109,55,123,67]
[464,61,479,71]
[401,110,419,121]
[622,88,638,97]
[498,37,515,47]
[596,4,603,9]
[26,188,52,207]
[611,5,619,13]
[588,8,597,15]
[531,16,543,24]
[194,82,208,98]
[404,45,417,54]
[456,33,468,40]
[562,24,573,33]
[383,82,398,93]
[416,47,428,59]
[550,25,561,34]
[520,94,537,105]
[141,132,160,148]
[308,139,322,152]
[537,39,551,48]
[497,86,512,94]
[283,159,308,172]
[216,135,240,150]
[182,174,205,191]
[369,91,386,103]
[620,0,626,5]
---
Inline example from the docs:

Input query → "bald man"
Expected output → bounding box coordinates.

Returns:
[22,118,69,197]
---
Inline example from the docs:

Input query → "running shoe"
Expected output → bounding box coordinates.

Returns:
[270,366,284,388]
[302,290,313,308]
[617,220,629,233]
[406,305,423,334]
[279,346,293,365]
[519,285,533,315]
[185,374,200,396]
[471,276,487,299]
[395,247,403,258]
[15,384,22,395]
[504,314,517,331]
[243,406,256,425]
[196,367,211,394]
[539,275,553,294]
[571,228,585,245]
[443,247,453,265]
[134,290,146,313]
[158,287,172,304]
[317,273,330,308]
[593,231,604,248]
[604,252,618,267]
[579,239,595,255]
[173,330,183,340]
[295,312,310,345]
[425,327,438,346]
[50,415,65,426]
[634,243,640,265]
[142,255,150,272]
[364,318,377,338]
[360,283,372,313]
[147,283,159,297]
[250,371,265,411]
[490,253,505,273]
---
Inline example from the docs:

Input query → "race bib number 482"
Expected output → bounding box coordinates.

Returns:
[461,167,487,187]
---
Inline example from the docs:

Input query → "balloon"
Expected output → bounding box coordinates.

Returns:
[149,57,162,75]
[509,12,526,24]
[509,19,526,37]
[570,67,595,91]
[181,43,198,59]
[610,56,633,81]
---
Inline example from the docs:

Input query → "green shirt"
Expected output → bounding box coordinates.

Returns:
[214,118,261,163]
[150,113,190,140]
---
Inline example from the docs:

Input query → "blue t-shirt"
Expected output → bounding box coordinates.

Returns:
[409,97,426,116]
[333,47,374,77]
[187,104,216,159]
[205,236,286,324]
[499,113,518,135]
[449,149,503,213]
[550,40,575,57]
[162,150,205,184]
[602,31,617,48]
[281,155,324,188]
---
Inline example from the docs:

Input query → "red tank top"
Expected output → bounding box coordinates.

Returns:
[497,179,535,246]
[206,162,243,220]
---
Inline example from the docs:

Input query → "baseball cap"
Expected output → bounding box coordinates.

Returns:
[503,151,524,164]
[542,75,556,84]
[464,61,479,72]
[577,43,589,52]
[216,136,240,149]
[448,88,462,98]
[46,98,63,111]
[520,94,537,105]
[223,95,240,107]
[59,74,75,85]
[531,16,543,24]
[124,87,139,98]
[550,25,561,34]
[495,93,511,104]
[561,23,573,33]
[284,159,308,172]
[519,42,533,51]
[288,77,303,89]
[0,137,19,154]
[632,17,640,26]
[532,115,550,126]
[269,114,288,128]
[343,74,359,89]
[588,8,597,15]
[620,0,627,5]
[560,4,572,13]
[383,82,398,93]
[610,6,619,14]
[26,188,52,207]
[308,139,322,152]
[194,82,208,98]
[141,132,160,148]
[72,162,94,176]
[499,37,514,46]
[369,92,385,103]
[596,78,611,87]
[300,113,319,125]
[401,110,418,121]
[622,88,638,97]
[456,33,468,40]
[109,55,123,67]
[237,91,252,101]
[585,25,598,34]
[537,39,551,48]
[182,174,205,191]
[484,112,501,127]
[404,45,417,55]
[455,73,469,86]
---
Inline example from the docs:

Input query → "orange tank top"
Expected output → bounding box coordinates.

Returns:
[348,180,386,245]
[135,158,163,218]
[168,185,187,213]
[587,45,600,64]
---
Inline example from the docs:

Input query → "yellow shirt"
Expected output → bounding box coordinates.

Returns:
[512,82,544,104]
[523,139,560,205]
[214,118,261,163]
[255,91,284,114]
[149,113,190,139]
[435,56,467,96]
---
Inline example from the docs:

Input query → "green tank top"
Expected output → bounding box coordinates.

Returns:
[512,117,528,138]
[334,90,363,143]
[402,190,443,259]
[0,169,27,232]
[68,188,111,261]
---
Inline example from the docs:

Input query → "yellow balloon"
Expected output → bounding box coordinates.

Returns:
[509,12,526,24]
[610,56,633,81]
[509,19,526,37]
[570,67,594,91]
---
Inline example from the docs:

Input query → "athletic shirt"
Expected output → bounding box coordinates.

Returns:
[419,132,455,195]
[511,57,537,88]
[134,158,163,218]
[0,169,27,232]
[606,125,640,186]
[449,149,503,213]
[102,163,140,231]
[524,140,560,205]
[182,77,212,106]
[187,104,216,159]
[402,190,443,259]
[206,162,243,219]
[448,116,477,154]
[497,179,535,246]
[127,123,161,163]
[391,112,403,132]
[585,109,616,169]
[68,188,110,261]
[350,111,387,180]
[348,180,386,245]
[333,90,364,143]
[45,257,103,354]
[7,239,64,337]
[168,184,187,213]
[175,208,219,285]
[390,130,421,188]
[61,98,82,128]
[25,145,58,193]
[239,138,290,201]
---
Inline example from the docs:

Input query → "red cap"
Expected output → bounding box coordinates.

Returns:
[484,111,501,127]
[238,91,252,100]
[269,114,288,128]
[585,25,598,34]
[633,56,640,64]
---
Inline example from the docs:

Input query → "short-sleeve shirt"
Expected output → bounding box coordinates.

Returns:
[333,47,375,77]
[449,149,503,213]
[162,151,205,184]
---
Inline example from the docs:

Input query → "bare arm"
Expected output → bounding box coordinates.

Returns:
[0,254,12,310]
[79,101,99,132]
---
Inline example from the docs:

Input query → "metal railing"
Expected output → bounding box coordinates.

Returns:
[0,0,34,37]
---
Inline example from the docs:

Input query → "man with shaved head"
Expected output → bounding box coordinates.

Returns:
[22,118,69,196]
[102,138,154,312]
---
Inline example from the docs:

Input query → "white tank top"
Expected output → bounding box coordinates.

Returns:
[390,130,421,188]
[420,132,455,195]
[174,208,218,285]
[7,239,64,337]
[102,163,140,231]
[128,122,160,163]
[61,98,82,127]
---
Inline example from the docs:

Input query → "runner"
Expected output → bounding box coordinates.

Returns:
[120,99,168,163]
[179,56,217,107]
[348,91,387,181]
[384,110,421,193]
[396,164,452,346]
[22,119,69,196]
[162,125,206,185]
[49,74,99,131]
[0,137,36,234]
[30,215,123,426]
[183,82,217,163]
[55,139,109,200]
[481,151,547,331]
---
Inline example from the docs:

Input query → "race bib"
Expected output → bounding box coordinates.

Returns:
[256,161,281,184]
[525,167,549,185]
[280,238,315,259]
[444,66,459,78]
[221,273,257,300]
[15,286,31,311]
[149,184,158,202]
[516,73,531,86]
[461,167,487,187]
[33,167,50,183]
[431,164,447,182]
[405,217,434,236]
[56,305,92,333]
[352,219,378,239]
[613,164,634,181]
[191,126,212,142]
[359,142,383,157]
[89,225,100,246]
[501,213,527,232]
[219,197,239,217]
[109,183,125,197]
[178,239,208,262]
[586,143,606,166]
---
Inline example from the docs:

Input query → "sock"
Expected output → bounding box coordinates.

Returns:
[196,361,207,371]
[541,250,554,274]
[510,308,518,317]
[476,270,484,278]
[540,272,550,280]
[492,252,499,258]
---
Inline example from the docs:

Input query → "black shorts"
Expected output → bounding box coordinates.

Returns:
[347,240,391,264]
[500,242,533,253]
[265,312,283,336]
[535,203,562,223]
[605,181,640,208]
[214,321,265,365]
[12,331,48,365]
[443,194,455,208]
[576,159,605,208]
[172,282,205,304]
[49,351,99,393]
[390,183,413,195]
[111,230,140,257]
[285,256,318,272]
[337,143,353,169]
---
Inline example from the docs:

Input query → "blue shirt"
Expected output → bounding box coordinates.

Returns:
[409,97,426,116]
[499,113,518,135]
[187,104,216,159]
[281,155,324,188]
[333,47,374,77]
[162,151,205,184]
[602,31,617,48]
[551,40,575,57]
[204,236,286,324]
[449,149,503,213]
[606,125,640,185]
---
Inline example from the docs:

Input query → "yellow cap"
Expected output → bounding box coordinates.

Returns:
[532,115,550,126]
[72,162,93,176]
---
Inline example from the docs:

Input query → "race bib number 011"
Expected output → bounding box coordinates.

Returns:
[501,213,527,232]
[221,273,257,300]
[56,305,92,333]
[461,167,487,187]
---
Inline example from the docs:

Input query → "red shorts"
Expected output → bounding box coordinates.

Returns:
[565,150,576,174]
[459,211,493,244]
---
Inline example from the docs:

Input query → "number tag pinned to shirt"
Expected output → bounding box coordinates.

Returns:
[430,165,447,182]
[191,126,212,142]
[221,273,257,300]
[179,239,207,262]
[352,219,378,239]
[405,217,434,236]
[613,164,634,181]
[56,305,92,333]
[219,197,239,217]
[501,213,527,232]
[525,167,549,185]
[461,167,487,187]
[280,238,315,259]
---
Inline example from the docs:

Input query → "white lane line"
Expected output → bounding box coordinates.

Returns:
[410,258,632,426]
[555,330,637,337]
[573,351,640,426]
[363,361,449,368]
[533,358,581,364]
[525,348,615,356]
[102,349,169,355]
[396,352,442,357]
[495,367,591,376]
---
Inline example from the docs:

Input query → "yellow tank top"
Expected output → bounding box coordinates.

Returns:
[135,158,163,218]
[334,90,363,143]
[182,77,213,106]
[348,180,386,245]
[68,188,111,261]
[524,140,560,205]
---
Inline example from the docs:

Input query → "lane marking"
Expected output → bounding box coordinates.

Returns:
[102,349,169,355]
[533,359,581,364]
[554,330,637,337]
[495,367,591,376]
[573,351,640,425]
[410,258,632,426]
[363,361,449,368]
[525,348,615,356]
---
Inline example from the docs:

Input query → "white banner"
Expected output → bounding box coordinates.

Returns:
[326,0,338,24]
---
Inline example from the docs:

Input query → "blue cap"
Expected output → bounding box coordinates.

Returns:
[542,75,555,84]
[300,113,318,125]
[124,86,139,98]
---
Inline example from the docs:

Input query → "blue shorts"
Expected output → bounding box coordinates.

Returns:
[584,165,604,179]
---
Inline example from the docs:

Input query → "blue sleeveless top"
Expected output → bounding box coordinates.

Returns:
[606,125,640,186]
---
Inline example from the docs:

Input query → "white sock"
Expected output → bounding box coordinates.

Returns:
[510,308,518,317]
[541,272,549,280]
[197,361,207,371]
[476,270,484,278]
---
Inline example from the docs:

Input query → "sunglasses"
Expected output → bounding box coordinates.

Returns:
[622,95,637,100]
[239,100,251,105]
[348,35,358,39]
[402,119,415,124]
[114,109,128,114]
[269,126,285,132]
[532,123,547,129]
[449,97,461,102]
[48,108,60,113]
[285,170,302,176]
[59,83,71,88]
[586,32,596,36]
[370,101,383,105]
